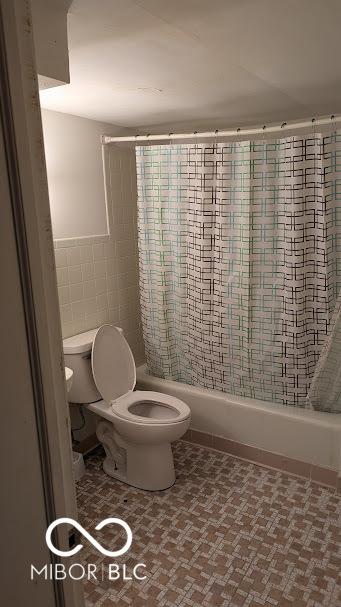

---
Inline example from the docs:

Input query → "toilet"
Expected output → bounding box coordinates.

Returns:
[63,324,191,491]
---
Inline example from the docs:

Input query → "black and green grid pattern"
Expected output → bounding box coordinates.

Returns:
[136,133,341,410]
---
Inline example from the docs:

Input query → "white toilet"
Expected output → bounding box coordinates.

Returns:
[63,325,191,491]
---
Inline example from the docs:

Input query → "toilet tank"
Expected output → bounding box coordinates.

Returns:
[63,326,125,404]
[63,328,100,404]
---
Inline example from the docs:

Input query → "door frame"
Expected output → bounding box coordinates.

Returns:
[0,1,83,605]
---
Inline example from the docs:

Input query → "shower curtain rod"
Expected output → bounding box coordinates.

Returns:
[102,114,341,144]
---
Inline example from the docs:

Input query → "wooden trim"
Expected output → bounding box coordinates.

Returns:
[0,2,81,605]
[0,5,65,607]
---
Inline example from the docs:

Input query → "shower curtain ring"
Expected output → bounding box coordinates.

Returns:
[236,127,241,148]
[311,117,316,139]
[193,131,199,152]
[214,129,219,150]
[281,122,287,129]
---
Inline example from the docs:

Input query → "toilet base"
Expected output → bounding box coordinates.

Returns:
[96,419,176,491]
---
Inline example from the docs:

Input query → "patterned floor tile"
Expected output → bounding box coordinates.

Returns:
[76,442,341,607]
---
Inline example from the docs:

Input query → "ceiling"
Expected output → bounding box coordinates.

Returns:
[39,0,341,132]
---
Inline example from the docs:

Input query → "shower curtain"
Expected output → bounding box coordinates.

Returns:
[136,132,341,412]
[307,290,341,411]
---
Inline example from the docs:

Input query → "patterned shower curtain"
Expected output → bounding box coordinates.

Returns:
[136,132,341,411]
[307,290,341,411]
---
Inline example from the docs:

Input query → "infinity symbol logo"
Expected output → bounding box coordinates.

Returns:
[46,517,132,557]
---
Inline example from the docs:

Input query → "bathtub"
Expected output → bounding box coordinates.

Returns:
[136,364,341,488]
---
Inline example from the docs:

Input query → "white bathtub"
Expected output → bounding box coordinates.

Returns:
[136,364,341,482]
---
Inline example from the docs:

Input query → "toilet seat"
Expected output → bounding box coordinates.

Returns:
[92,325,190,426]
[112,390,190,425]
[92,324,136,403]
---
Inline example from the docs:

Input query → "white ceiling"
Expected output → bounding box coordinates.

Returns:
[39,0,341,132]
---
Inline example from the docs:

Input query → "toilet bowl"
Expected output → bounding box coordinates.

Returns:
[63,325,191,491]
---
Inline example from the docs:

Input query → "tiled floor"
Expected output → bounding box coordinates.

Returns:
[77,442,341,607]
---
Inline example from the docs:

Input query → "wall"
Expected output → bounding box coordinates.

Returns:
[42,109,144,365]
[42,109,144,446]
[42,109,111,239]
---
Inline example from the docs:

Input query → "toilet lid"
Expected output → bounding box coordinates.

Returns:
[92,324,136,403]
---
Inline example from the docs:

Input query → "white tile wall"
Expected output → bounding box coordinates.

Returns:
[54,146,145,364]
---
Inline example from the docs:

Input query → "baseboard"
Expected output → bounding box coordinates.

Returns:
[182,428,340,492]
